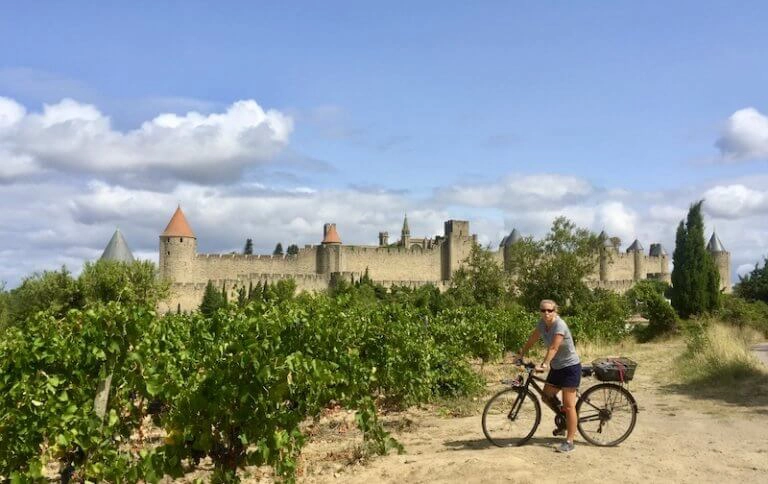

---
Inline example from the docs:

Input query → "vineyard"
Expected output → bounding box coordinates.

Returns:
[0,279,636,482]
[0,222,644,482]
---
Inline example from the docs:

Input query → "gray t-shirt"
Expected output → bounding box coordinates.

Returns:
[537,316,580,370]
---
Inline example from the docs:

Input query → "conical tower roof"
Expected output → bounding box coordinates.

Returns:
[599,230,613,247]
[626,239,644,252]
[162,206,196,238]
[707,232,726,252]
[322,223,342,244]
[402,214,410,235]
[100,229,135,262]
[505,228,521,246]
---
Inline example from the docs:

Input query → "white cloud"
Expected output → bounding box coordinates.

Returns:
[702,184,768,219]
[2,169,768,289]
[716,107,768,160]
[597,202,637,244]
[437,174,593,209]
[0,96,293,183]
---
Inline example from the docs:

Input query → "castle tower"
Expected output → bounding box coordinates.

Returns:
[649,243,669,277]
[598,230,614,282]
[502,228,521,271]
[707,231,731,293]
[159,206,197,283]
[626,239,645,281]
[442,220,472,280]
[401,214,411,248]
[100,228,135,262]
[378,232,389,246]
[318,223,343,274]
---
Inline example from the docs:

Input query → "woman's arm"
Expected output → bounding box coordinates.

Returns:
[537,333,564,371]
[517,328,541,360]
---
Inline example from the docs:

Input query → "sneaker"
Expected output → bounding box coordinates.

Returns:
[556,441,575,453]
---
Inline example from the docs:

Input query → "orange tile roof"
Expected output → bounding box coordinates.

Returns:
[162,206,196,238]
[322,223,341,244]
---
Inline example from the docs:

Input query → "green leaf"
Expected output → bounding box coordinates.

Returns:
[31,399,43,407]
[108,408,119,427]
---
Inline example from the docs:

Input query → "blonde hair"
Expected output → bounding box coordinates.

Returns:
[539,299,558,311]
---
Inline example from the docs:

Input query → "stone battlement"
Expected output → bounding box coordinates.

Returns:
[157,208,731,312]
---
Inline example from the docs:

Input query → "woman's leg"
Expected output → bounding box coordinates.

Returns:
[562,387,578,443]
[542,383,560,405]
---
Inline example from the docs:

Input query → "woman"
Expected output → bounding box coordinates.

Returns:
[516,299,581,453]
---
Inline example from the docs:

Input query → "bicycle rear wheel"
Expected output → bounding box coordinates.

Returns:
[482,387,541,447]
[576,383,638,446]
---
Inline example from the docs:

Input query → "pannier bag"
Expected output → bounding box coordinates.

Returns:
[591,357,637,382]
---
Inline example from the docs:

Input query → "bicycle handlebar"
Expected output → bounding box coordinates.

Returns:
[513,359,538,372]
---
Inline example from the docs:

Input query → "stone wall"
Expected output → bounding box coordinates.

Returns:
[340,245,443,281]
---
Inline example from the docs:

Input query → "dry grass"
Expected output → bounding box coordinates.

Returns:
[677,322,766,382]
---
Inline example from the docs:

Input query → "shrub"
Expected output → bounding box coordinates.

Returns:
[717,294,768,337]
[570,289,632,343]
[734,257,768,303]
[677,321,766,383]
[79,260,168,308]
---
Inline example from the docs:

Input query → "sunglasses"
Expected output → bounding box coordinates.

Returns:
[540,308,555,313]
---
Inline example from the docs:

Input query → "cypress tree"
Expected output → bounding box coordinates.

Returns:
[243,238,253,255]
[237,286,247,307]
[200,280,226,316]
[671,221,689,315]
[671,201,720,317]
[273,243,284,256]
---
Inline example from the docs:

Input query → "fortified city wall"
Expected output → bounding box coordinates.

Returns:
[155,207,730,312]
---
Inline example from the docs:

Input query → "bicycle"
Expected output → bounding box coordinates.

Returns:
[482,360,638,447]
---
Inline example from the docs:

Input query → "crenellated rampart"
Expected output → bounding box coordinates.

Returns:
[157,209,730,313]
[340,245,443,281]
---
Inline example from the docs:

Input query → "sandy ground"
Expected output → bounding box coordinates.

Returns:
[293,338,768,484]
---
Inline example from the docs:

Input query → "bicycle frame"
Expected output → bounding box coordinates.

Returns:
[508,365,612,424]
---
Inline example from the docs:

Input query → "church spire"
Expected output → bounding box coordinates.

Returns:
[402,213,410,236]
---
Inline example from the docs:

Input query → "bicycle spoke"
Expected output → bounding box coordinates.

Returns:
[482,388,541,447]
[577,384,637,447]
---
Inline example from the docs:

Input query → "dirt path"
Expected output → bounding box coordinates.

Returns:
[297,339,768,484]
[753,342,768,367]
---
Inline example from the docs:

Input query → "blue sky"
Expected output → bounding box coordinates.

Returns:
[1,1,767,287]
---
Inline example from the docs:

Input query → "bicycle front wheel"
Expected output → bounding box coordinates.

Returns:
[576,383,638,446]
[482,387,541,447]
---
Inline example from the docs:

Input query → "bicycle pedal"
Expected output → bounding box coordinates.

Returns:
[552,428,566,436]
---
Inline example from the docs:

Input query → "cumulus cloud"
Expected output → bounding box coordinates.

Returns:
[436,174,593,209]
[702,184,768,219]
[2,167,767,289]
[0,96,293,183]
[716,107,768,160]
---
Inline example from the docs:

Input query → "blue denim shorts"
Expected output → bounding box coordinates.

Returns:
[546,363,582,388]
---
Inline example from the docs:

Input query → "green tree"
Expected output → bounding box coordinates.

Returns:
[446,243,510,309]
[78,260,168,309]
[200,280,226,316]
[243,238,254,255]
[4,267,82,328]
[735,257,768,303]
[270,279,297,303]
[273,243,284,256]
[507,217,601,312]
[0,282,8,330]
[286,244,299,256]
[670,201,720,317]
